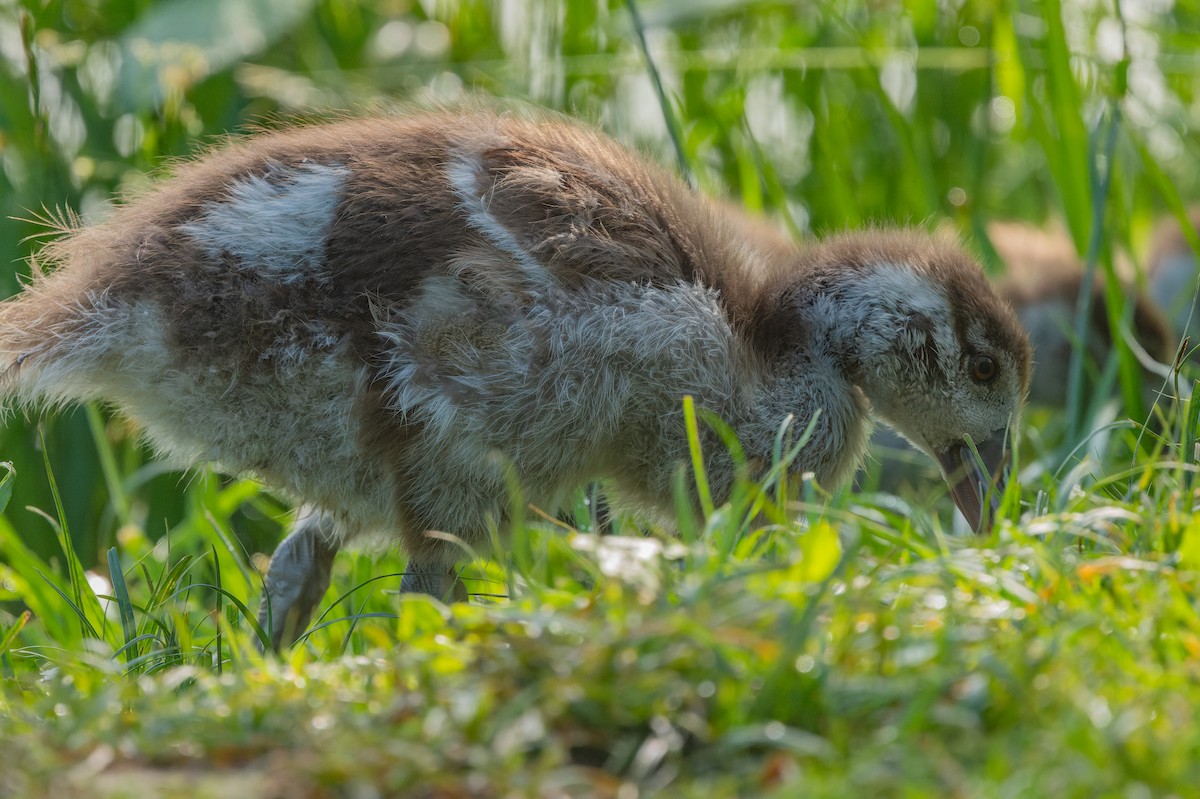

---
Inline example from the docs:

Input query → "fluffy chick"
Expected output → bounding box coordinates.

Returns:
[0,110,1030,648]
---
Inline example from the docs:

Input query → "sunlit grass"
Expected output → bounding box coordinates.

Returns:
[4,391,1200,794]
[3,0,1200,795]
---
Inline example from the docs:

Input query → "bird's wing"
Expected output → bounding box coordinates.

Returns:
[444,132,706,293]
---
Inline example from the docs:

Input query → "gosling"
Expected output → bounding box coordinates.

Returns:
[1147,208,1200,345]
[991,221,1173,407]
[0,110,1030,648]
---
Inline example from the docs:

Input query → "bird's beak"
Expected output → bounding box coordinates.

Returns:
[936,430,1009,533]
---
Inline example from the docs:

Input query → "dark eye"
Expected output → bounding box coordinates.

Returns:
[970,355,997,384]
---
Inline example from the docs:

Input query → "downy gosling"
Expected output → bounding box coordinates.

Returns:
[0,110,1031,648]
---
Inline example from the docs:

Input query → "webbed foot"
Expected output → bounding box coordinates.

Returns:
[257,507,340,651]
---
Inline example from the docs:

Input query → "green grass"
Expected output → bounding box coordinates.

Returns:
[4,0,1200,796]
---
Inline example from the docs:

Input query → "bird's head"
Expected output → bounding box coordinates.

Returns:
[766,230,1032,531]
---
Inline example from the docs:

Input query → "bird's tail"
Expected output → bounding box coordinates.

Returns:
[0,266,111,412]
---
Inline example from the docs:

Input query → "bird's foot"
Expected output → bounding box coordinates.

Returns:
[257,507,340,652]
[400,561,467,603]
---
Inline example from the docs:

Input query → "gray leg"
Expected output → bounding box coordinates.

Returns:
[400,560,468,603]
[257,507,340,651]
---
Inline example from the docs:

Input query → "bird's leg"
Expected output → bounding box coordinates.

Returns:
[588,482,614,535]
[257,506,340,651]
[400,559,467,603]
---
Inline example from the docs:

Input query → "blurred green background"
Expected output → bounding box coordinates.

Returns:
[0,0,1198,568]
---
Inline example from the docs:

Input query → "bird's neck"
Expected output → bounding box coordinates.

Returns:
[795,263,944,398]
[794,277,892,387]
[739,365,872,492]
[732,282,881,489]
[732,268,933,488]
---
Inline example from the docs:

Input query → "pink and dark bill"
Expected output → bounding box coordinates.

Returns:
[937,430,1009,532]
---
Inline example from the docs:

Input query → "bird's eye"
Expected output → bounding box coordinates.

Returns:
[970,355,997,384]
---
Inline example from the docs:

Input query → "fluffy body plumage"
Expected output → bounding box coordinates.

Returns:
[0,110,1030,648]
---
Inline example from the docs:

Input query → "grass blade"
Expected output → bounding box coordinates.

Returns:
[0,461,15,516]
[1065,106,1120,442]
[0,611,31,660]
[106,547,137,663]
[85,404,132,530]
[32,569,99,639]
[37,428,106,637]
[211,544,223,674]
[1183,381,1200,494]
[623,0,695,188]
[683,395,714,517]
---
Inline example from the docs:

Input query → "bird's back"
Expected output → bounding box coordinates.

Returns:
[14,111,781,367]
[0,110,793,547]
